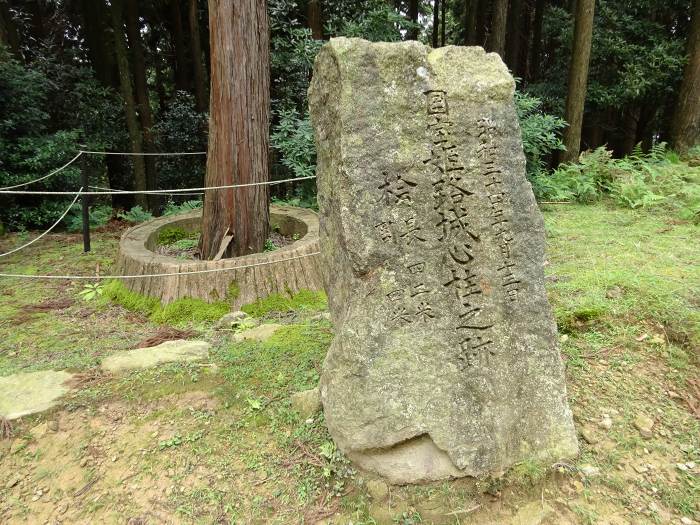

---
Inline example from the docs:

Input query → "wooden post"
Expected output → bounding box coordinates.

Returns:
[81,158,91,253]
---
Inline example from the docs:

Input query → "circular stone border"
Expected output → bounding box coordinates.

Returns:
[115,205,323,307]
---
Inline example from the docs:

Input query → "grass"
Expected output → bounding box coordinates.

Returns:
[0,202,698,524]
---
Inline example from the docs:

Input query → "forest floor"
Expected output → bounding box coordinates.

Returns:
[0,202,698,525]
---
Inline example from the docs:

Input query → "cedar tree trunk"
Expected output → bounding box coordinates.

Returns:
[561,0,595,163]
[432,0,440,47]
[463,0,478,45]
[671,0,700,154]
[110,0,148,209]
[199,0,270,260]
[407,0,419,40]
[308,0,323,40]
[126,0,159,210]
[487,0,508,57]
[530,0,545,80]
[189,0,208,111]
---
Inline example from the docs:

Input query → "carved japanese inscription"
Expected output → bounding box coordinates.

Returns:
[310,38,578,484]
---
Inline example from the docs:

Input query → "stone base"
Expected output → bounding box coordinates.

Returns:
[115,205,324,307]
[0,370,74,420]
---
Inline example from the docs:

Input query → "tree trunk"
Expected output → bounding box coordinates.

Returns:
[79,0,116,87]
[561,0,595,163]
[440,0,446,46]
[432,0,440,47]
[464,0,478,45]
[476,0,489,47]
[188,0,208,112]
[407,0,419,40]
[110,0,148,209]
[149,27,168,112]
[621,106,641,156]
[199,0,270,260]
[530,0,545,80]
[170,0,189,93]
[506,0,522,69]
[671,0,700,155]
[487,0,508,57]
[125,0,159,211]
[308,0,323,39]
[0,1,22,59]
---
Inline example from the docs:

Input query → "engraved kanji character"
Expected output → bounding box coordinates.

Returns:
[507,289,518,301]
[377,172,417,205]
[399,215,426,245]
[390,305,413,325]
[410,283,431,297]
[374,221,393,242]
[415,301,435,322]
[426,90,448,115]
[386,289,403,302]
[458,303,482,321]
[450,241,478,266]
[406,262,426,274]
[444,266,481,297]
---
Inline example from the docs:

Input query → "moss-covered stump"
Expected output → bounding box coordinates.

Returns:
[115,205,323,307]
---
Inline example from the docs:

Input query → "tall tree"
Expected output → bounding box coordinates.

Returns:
[199,0,270,260]
[530,0,546,80]
[432,0,440,47]
[308,0,323,40]
[561,0,595,163]
[125,0,158,209]
[169,0,189,92]
[0,1,21,59]
[463,0,478,45]
[487,0,508,57]
[440,0,446,46]
[110,0,148,209]
[188,0,208,111]
[671,0,700,154]
[506,0,523,70]
[407,0,419,40]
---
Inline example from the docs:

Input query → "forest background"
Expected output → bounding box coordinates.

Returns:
[0,0,698,233]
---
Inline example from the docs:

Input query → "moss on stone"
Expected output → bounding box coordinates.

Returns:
[102,280,229,326]
[157,226,196,246]
[241,290,328,318]
[227,280,241,301]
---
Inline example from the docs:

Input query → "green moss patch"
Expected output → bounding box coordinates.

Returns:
[241,290,327,318]
[157,226,198,246]
[102,280,229,326]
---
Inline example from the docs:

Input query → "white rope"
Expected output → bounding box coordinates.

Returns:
[0,188,83,258]
[89,185,204,197]
[0,251,321,280]
[80,150,206,156]
[0,175,316,196]
[0,151,83,191]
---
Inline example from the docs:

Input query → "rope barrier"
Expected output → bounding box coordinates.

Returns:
[88,185,204,197]
[0,251,321,280]
[0,189,83,258]
[0,151,83,191]
[79,150,206,156]
[0,175,316,196]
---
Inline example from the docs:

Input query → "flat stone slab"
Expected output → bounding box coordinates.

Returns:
[101,340,211,373]
[232,324,283,343]
[0,370,74,420]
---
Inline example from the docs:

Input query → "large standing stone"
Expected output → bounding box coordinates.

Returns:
[309,38,578,483]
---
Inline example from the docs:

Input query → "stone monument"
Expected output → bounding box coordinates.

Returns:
[309,38,578,484]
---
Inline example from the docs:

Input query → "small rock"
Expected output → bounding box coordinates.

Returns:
[80,457,89,467]
[580,426,599,444]
[232,323,282,343]
[580,465,601,477]
[30,422,48,440]
[681,518,694,525]
[679,443,693,453]
[512,501,554,525]
[633,414,654,438]
[606,286,623,299]
[31,495,40,502]
[366,479,389,500]
[47,420,58,432]
[5,474,21,489]
[669,390,681,399]
[634,464,649,474]
[214,311,255,330]
[677,463,689,472]
[599,416,613,430]
[291,387,322,419]
[685,461,696,469]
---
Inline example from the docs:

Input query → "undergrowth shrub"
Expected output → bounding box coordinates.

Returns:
[534,144,700,221]
[65,204,113,232]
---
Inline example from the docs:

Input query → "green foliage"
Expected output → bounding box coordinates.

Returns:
[241,290,328,318]
[65,204,113,233]
[78,282,105,302]
[169,238,198,251]
[515,90,567,178]
[157,226,195,246]
[118,205,153,224]
[534,144,700,221]
[163,199,203,216]
[271,108,316,179]
[101,280,229,326]
[326,1,415,42]
[263,238,278,252]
